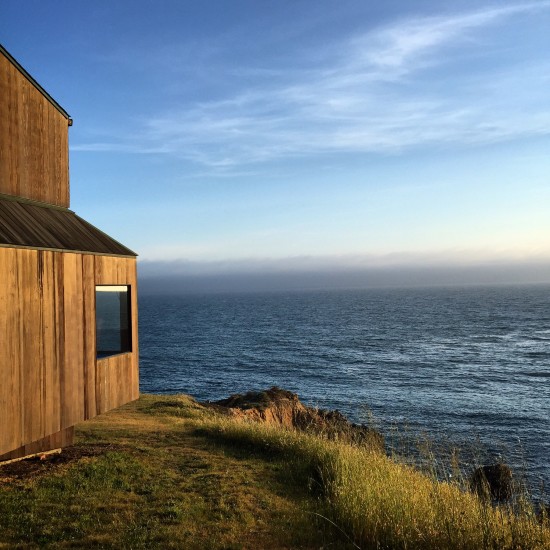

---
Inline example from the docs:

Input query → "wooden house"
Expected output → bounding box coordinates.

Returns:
[0,44,139,461]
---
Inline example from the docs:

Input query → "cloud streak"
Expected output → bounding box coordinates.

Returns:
[354,2,549,71]
[73,2,550,168]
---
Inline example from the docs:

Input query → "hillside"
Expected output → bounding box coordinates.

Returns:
[0,392,548,549]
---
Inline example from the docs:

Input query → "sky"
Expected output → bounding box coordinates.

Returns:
[2,1,550,292]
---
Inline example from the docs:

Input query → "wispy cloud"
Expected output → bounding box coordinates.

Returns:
[73,2,550,168]
[352,3,549,71]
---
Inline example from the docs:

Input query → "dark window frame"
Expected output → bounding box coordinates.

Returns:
[95,285,132,359]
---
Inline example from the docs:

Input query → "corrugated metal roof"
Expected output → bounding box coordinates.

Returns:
[0,197,137,257]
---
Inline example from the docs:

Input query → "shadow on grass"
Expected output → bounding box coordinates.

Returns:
[189,424,360,548]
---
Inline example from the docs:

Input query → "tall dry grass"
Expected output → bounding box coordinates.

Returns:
[203,417,550,549]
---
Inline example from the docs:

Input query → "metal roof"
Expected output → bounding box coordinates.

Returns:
[0,196,137,257]
[0,43,72,122]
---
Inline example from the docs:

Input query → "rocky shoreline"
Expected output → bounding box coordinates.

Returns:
[207,386,522,506]
[207,385,382,452]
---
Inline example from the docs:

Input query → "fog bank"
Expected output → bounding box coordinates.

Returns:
[138,258,550,295]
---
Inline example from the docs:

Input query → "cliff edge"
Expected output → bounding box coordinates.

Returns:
[208,386,384,451]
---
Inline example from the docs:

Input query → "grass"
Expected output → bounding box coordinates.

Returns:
[0,394,549,549]
[200,418,550,550]
[0,395,350,549]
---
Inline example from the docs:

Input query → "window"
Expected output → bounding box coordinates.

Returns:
[96,285,131,358]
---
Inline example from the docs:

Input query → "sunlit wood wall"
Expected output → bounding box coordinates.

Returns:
[0,50,70,207]
[0,248,139,458]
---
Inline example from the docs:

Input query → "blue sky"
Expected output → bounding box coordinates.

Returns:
[2,1,550,287]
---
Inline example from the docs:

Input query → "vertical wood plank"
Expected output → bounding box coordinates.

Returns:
[53,252,65,434]
[82,254,96,420]
[0,249,23,455]
[61,253,84,427]
[128,258,139,404]
[19,249,43,444]
[40,250,61,437]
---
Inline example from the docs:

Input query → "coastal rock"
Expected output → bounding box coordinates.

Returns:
[209,386,384,451]
[470,463,514,502]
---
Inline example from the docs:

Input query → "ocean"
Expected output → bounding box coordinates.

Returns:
[138,284,550,494]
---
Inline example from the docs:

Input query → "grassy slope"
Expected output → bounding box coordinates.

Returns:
[0,394,549,549]
[0,395,351,549]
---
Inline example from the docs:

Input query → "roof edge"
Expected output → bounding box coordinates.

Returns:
[73,213,138,257]
[0,191,72,212]
[0,43,72,122]
[0,243,137,259]
[0,196,138,257]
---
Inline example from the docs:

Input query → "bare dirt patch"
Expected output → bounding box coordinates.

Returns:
[0,443,127,481]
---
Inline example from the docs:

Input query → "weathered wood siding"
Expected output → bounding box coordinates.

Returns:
[0,51,70,207]
[0,248,139,457]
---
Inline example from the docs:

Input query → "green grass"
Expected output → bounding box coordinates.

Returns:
[0,395,351,549]
[0,394,549,549]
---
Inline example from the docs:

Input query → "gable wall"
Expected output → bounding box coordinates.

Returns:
[0,248,139,456]
[0,51,70,207]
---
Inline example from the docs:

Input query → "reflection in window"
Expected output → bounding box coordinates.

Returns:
[96,285,131,358]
